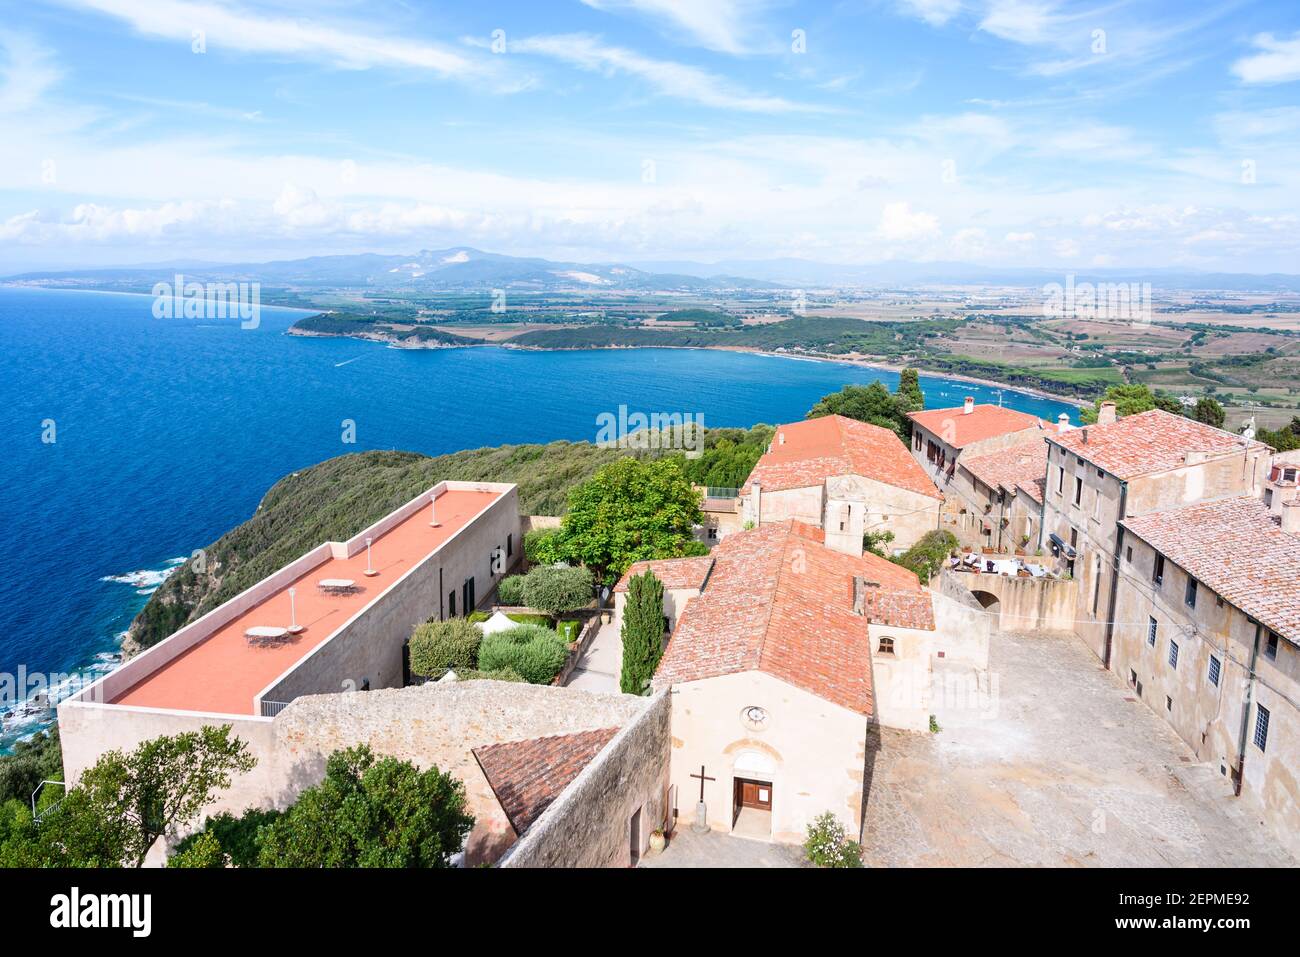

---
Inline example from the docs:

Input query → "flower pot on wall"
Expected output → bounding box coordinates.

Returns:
[648,829,666,854]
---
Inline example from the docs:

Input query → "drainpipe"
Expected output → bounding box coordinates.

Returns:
[1234,623,1262,797]
[1101,478,1128,670]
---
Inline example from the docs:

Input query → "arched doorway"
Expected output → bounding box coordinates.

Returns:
[732,750,776,838]
[970,589,1001,625]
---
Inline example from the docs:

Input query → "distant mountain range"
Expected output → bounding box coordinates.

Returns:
[2,247,777,293]
[5,246,1300,293]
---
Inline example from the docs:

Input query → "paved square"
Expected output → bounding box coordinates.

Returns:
[861,629,1295,867]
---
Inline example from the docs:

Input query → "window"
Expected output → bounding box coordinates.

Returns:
[877,637,896,656]
[1147,616,1158,647]
[1126,546,1133,563]
[1091,489,1101,521]
[1184,577,1198,609]
[1128,668,1137,687]
[1074,476,1083,506]
[1208,655,1221,687]
[707,526,718,541]
[1254,704,1270,751]
[1165,695,1172,712]
[448,590,457,617]
[1153,554,1165,586]
[1264,488,1274,507]
[1096,467,1104,478]
[1168,639,1179,669]
[1265,631,1279,661]
[1057,466,1065,494]
[506,533,513,558]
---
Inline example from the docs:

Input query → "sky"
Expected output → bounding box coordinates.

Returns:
[0,0,1298,272]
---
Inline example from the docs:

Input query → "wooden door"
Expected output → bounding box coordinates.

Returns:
[735,777,772,811]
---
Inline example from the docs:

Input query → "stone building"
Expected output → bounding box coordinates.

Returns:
[1038,405,1272,662]
[956,442,1050,552]
[906,398,1060,546]
[1111,496,1299,857]
[650,519,988,845]
[740,414,942,552]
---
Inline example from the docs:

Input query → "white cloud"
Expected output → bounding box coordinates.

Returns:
[877,201,941,241]
[58,0,497,80]
[0,32,61,113]
[510,33,827,113]
[978,0,1056,45]
[1231,32,1300,85]
[579,0,771,54]
[897,0,963,28]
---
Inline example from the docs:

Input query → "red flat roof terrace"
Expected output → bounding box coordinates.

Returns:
[110,487,503,716]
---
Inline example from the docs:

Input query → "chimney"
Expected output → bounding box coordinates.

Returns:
[1081,428,1089,445]
[1282,500,1300,536]
[1057,412,1071,433]
[750,481,762,526]
[963,396,975,415]
[1097,402,1117,426]
[778,431,785,446]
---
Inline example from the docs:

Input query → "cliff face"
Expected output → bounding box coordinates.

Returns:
[124,442,631,658]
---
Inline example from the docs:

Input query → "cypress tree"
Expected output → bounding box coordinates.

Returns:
[620,570,665,694]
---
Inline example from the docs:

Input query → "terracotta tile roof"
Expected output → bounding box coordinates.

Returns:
[961,442,1049,497]
[1017,476,1046,505]
[740,415,940,499]
[653,521,934,716]
[613,556,715,593]
[1121,497,1300,643]
[907,404,1048,449]
[472,727,619,835]
[1047,409,1266,479]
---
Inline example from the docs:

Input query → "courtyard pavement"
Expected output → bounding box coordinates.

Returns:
[564,621,622,693]
[639,827,809,868]
[861,629,1296,867]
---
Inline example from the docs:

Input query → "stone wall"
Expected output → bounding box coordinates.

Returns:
[944,568,1077,634]
[499,690,671,868]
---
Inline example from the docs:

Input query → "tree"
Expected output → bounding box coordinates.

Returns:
[807,382,908,439]
[520,565,593,616]
[169,807,281,868]
[1259,417,1300,452]
[523,527,567,565]
[863,529,895,558]
[554,458,704,583]
[892,529,958,584]
[256,745,473,868]
[804,812,863,868]
[620,570,666,694]
[77,725,256,867]
[894,367,925,415]
[1079,384,1181,423]
[166,830,228,868]
[1190,396,1226,428]
[408,617,482,679]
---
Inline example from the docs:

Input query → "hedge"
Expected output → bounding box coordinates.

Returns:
[408,618,483,678]
[521,565,593,616]
[495,575,526,606]
[477,625,569,684]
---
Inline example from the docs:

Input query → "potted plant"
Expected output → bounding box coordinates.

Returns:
[648,828,666,854]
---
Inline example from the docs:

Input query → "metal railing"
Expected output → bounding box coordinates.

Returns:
[704,487,740,500]
[260,699,294,718]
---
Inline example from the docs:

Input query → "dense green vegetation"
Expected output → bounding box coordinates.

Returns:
[620,570,666,695]
[294,312,480,345]
[408,618,483,679]
[673,425,774,489]
[254,745,472,868]
[2,726,253,867]
[476,625,570,684]
[1259,417,1300,451]
[520,565,594,616]
[0,728,63,807]
[537,458,708,584]
[891,530,959,584]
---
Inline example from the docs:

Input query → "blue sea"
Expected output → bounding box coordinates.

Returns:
[0,286,1077,747]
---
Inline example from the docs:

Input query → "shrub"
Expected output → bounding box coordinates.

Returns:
[803,812,863,868]
[524,527,566,565]
[495,574,526,606]
[170,807,280,868]
[408,618,482,679]
[477,625,569,684]
[451,667,526,683]
[507,612,551,627]
[167,830,228,868]
[521,565,593,616]
[892,529,959,584]
[556,619,581,643]
[467,609,489,624]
